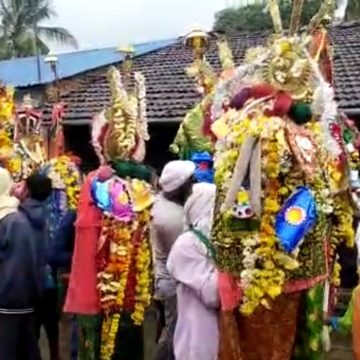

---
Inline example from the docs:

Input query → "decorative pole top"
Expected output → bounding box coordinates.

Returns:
[185,26,209,60]
[118,45,135,85]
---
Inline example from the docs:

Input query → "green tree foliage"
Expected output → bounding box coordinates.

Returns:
[0,0,78,59]
[346,0,360,21]
[213,0,360,33]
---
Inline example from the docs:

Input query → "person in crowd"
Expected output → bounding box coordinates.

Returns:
[50,209,76,275]
[50,209,78,360]
[152,160,196,360]
[22,173,58,360]
[167,183,219,360]
[0,168,42,360]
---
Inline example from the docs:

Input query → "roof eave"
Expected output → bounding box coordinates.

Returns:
[342,108,360,116]
[42,117,183,126]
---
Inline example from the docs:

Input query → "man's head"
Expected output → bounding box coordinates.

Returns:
[159,160,196,205]
[26,172,52,202]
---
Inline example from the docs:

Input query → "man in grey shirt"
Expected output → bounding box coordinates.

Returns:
[152,160,195,360]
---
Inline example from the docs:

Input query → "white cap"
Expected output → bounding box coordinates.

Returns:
[159,160,196,193]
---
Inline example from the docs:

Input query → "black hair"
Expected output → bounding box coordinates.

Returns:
[26,172,52,202]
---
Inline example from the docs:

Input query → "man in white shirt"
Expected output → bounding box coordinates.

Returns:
[152,160,195,360]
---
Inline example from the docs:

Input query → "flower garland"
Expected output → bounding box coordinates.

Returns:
[0,128,22,176]
[0,87,22,177]
[132,209,152,325]
[99,217,134,360]
[307,121,354,286]
[214,109,342,316]
[241,130,299,315]
[97,187,153,360]
[52,156,81,210]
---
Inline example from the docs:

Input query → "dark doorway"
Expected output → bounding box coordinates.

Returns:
[145,122,180,174]
[63,122,180,175]
[63,125,99,173]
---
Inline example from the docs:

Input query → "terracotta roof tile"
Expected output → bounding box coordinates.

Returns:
[44,21,360,124]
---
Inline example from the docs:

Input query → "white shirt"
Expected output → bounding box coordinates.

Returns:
[151,194,185,281]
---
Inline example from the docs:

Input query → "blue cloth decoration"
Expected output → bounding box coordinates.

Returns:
[329,317,340,332]
[91,178,111,212]
[275,186,317,253]
[191,151,214,184]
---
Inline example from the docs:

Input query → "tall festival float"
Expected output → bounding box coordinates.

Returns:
[64,46,154,360]
[191,1,359,359]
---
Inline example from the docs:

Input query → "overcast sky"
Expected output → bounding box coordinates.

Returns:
[48,0,227,52]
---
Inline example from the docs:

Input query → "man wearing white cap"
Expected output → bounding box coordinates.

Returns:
[152,160,196,360]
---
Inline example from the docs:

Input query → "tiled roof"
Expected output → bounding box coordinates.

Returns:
[0,38,176,87]
[42,21,360,124]
[331,22,360,111]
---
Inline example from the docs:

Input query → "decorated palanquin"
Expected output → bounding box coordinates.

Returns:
[170,34,236,183]
[206,1,358,359]
[65,65,153,360]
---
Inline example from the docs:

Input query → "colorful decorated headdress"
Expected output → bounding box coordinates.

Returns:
[92,65,148,165]
[14,94,46,174]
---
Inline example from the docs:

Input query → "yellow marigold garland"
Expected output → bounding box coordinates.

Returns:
[214,100,355,316]
[99,219,134,360]
[132,235,151,324]
[331,194,354,249]
[132,209,152,325]
[0,128,22,176]
[99,206,152,359]
[241,133,297,315]
[52,156,81,210]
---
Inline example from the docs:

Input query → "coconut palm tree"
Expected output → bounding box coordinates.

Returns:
[0,0,77,59]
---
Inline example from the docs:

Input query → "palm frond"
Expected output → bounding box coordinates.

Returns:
[37,25,78,48]
[24,0,56,23]
[0,0,12,18]
[0,0,77,58]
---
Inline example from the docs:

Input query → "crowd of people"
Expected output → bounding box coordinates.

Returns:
[2,157,359,360]
[0,159,222,360]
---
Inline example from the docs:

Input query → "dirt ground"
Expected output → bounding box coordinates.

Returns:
[39,315,353,360]
[328,333,353,360]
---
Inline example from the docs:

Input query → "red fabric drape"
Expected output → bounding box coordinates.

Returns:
[64,172,102,315]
